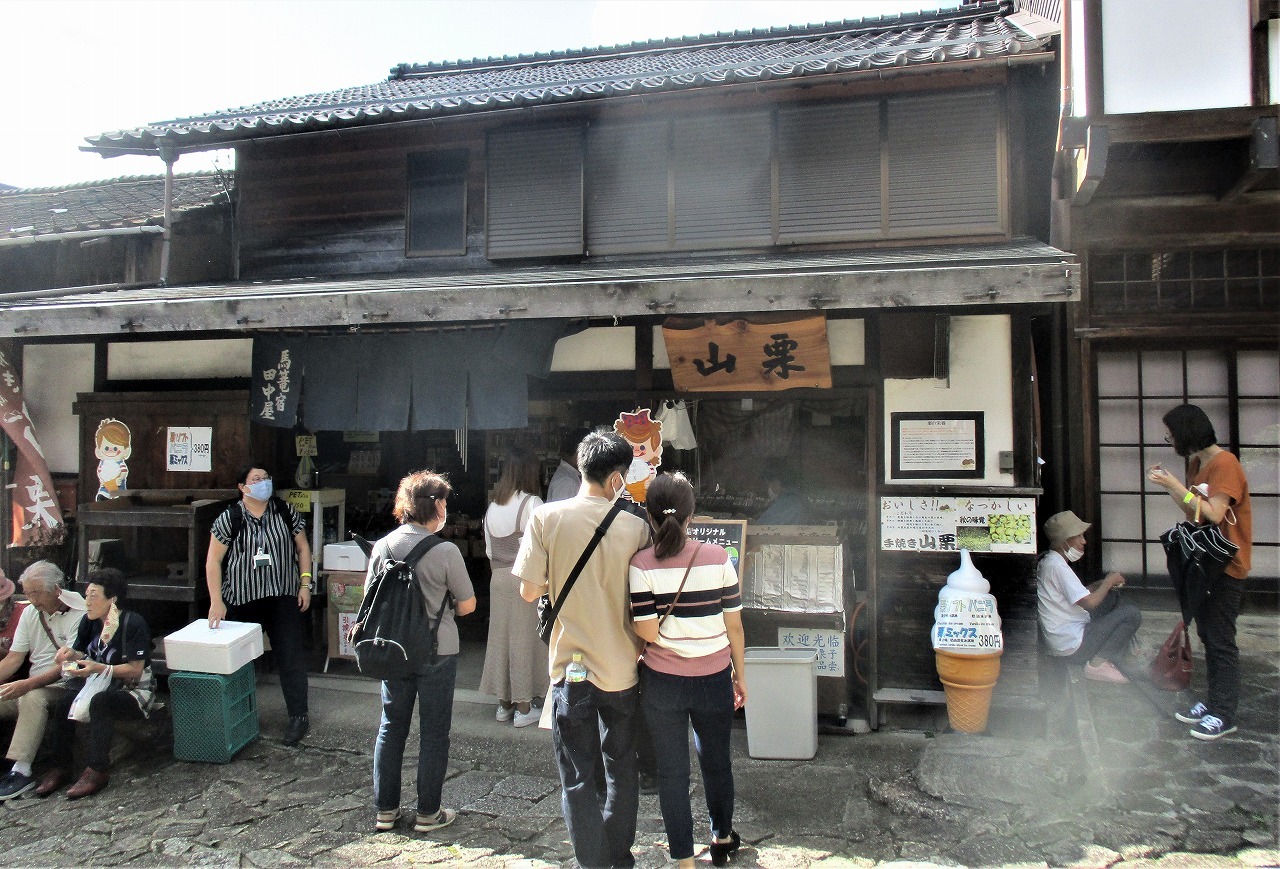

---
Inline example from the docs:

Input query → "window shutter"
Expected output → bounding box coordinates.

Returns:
[486,126,584,259]
[777,101,882,243]
[587,121,670,254]
[886,90,1003,235]
[672,113,773,249]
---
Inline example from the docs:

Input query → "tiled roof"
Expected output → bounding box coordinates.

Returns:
[0,173,231,240]
[86,1,1051,155]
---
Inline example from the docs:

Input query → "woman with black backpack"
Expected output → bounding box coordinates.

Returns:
[367,471,475,834]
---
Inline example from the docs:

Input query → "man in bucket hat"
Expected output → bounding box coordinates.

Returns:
[1037,511,1143,683]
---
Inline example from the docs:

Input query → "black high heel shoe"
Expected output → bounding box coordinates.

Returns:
[709,830,740,866]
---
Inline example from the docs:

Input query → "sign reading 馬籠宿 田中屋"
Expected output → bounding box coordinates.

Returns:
[662,315,832,392]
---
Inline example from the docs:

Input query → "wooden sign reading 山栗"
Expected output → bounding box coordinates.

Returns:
[663,315,833,392]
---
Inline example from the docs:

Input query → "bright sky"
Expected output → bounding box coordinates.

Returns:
[1,0,947,189]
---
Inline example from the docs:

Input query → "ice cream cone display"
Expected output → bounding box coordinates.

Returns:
[934,648,1003,732]
[931,549,1004,733]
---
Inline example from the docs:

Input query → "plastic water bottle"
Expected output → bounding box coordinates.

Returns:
[565,652,588,683]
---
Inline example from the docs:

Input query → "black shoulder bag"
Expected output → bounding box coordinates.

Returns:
[536,501,625,644]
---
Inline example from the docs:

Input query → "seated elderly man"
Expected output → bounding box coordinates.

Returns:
[0,561,87,800]
[1037,511,1143,684]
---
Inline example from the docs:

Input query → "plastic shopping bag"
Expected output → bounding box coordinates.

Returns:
[68,668,113,722]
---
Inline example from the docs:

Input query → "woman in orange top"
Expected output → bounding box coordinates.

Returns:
[1148,403,1252,742]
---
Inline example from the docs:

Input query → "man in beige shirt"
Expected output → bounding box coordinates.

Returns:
[517,431,650,869]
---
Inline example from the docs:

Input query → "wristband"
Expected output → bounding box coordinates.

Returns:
[1182,491,1196,504]
[300,572,312,578]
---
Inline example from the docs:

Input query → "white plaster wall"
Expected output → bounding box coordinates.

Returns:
[883,315,1014,486]
[1101,0,1252,114]
[827,319,866,367]
[107,339,253,380]
[550,327,636,371]
[22,344,95,474]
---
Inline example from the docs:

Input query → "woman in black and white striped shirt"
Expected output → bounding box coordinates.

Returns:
[630,472,746,868]
[206,465,312,746]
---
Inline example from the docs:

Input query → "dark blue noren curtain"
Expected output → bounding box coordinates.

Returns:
[491,319,565,380]
[251,336,305,428]
[301,336,359,431]
[356,334,414,431]
[410,330,470,431]
[290,321,571,432]
[468,326,527,430]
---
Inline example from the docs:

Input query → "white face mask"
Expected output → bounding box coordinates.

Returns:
[1064,546,1083,563]
[611,474,625,502]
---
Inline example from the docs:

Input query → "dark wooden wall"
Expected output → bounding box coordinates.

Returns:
[71,390,263,505]
[233,63,1058,282]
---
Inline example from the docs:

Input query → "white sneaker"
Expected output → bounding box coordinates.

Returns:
[495,705,514,722]
[513,708,540,728]
[1175,701,1208,724]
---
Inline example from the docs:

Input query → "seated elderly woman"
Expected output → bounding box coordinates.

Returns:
[44,568,156,799]
[1037,510,1142,683]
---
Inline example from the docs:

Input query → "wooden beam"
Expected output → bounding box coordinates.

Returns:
[1222,116,1280,201]
[1073,199,1280,246]
[1072,124,1108,206]
[0,260,1081,339]
[1066,106,1278,146]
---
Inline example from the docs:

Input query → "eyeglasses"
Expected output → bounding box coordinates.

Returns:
[246,475,272,484]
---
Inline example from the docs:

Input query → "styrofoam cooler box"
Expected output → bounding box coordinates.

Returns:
[164,620,264,675]
[324,541,368,572]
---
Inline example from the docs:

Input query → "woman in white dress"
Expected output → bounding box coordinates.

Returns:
[479,447,546,727]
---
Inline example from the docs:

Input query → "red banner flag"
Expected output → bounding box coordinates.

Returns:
[0,350,64,545]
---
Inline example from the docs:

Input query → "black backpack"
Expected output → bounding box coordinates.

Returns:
[348,534,452,680]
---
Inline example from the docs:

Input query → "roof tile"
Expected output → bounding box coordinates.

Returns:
[0,173,230,240]
[86,2,1049,154]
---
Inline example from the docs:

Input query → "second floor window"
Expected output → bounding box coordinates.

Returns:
[407,149,469,256]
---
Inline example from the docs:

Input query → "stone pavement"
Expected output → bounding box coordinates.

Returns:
[0,608,1275,868]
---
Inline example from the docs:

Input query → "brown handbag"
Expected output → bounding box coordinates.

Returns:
[1148,621,1192,691]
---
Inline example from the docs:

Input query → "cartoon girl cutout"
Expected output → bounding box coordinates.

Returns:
[613,408,662,503]
[94,419,132,501]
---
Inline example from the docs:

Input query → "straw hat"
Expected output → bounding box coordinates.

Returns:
[1043,510,1090,546]
[0,572,14,602]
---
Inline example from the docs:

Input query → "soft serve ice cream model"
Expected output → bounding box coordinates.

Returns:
[932,549,1004,732]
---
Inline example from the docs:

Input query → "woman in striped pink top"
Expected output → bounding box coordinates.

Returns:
[629,472,746,868]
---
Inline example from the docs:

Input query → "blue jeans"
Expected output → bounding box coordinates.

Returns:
[641,666,736,860]
[552,679,640,869]
[373,655,457,814]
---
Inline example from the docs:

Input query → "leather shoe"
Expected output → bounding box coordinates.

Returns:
[66,768,108,800]
[283,715,309,746]
[34,768,68,798]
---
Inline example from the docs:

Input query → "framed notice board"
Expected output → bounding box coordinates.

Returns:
[687,518,747,571]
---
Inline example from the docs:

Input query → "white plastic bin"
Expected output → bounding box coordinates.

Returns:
[743,647,818,759]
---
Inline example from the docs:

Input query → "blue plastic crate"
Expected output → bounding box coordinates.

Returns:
[170,662,259,763]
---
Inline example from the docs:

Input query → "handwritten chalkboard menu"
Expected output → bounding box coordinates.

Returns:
[687,518,747,570]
